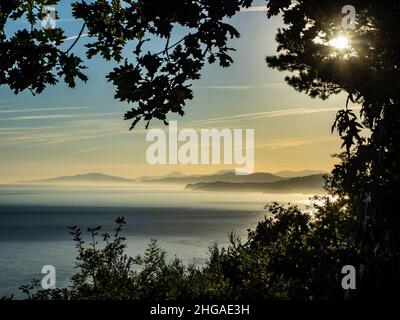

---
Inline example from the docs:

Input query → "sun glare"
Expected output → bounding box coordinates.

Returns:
[329,36,349,50]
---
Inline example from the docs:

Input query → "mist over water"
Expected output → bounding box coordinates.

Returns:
[0,186,312,298]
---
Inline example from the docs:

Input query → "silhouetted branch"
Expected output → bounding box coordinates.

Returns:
[65,22,87,54]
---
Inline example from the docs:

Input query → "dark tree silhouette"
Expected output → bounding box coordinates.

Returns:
[0,0,251,128]
[266,0,400,298]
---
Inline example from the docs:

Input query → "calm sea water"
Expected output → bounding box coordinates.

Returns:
[0,185,312,298]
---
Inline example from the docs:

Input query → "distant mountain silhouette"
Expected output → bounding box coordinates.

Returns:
[185,174,325,194]
[273,170,327,178]
[139,170,283,184]
[24,171,325,191]
[134,171,187,181]
[31,173,133,184]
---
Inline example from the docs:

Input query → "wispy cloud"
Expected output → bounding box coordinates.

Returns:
[0,114,79,121]
[0,110,127,148]
[64,34,89,41]
[196,82,285,91]
[0,112,119,122]
[261,82,285,87]
[58,19,84,23]
[0,125,124,148]
[0,106,93,114]
[186,106,362,126]
[74,147,102,154]
[65,118,149,134]
[0,131,18,136]
[198,85,254,90]
[0,126,56,132]
[4,115,75,121]
[10,18,84,25]
[256,139,310,151]
[256,137,338,151]
[44,134,106,145]
[240,6,268,13]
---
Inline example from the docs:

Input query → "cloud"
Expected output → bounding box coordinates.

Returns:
[57,19,84,23]
[0,127,123,148]
[186,106,362,126]
[0,106,93,114]
[256,139,311,151]
[256,137,338,151]
[64,34,89,41]
[196,82,285,91]
[261,82,285,87]
[0,126,56,132]
[74,147,102,154]
[0,111,128,148]
[197,85,254,90]
[0,131,18,136]
[0,114,79,121]
[43,131,120,145]
[10,18,83,24]
[240,6,268,13]
[0,112,119,121]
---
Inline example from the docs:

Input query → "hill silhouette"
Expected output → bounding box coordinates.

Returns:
[139,170,283,184]
[31,173,133,184]
[185,174,325,194]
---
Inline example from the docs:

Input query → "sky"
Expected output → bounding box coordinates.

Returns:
[0,1,351,183]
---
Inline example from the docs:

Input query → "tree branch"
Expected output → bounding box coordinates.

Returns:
[155,35,187,56]
[65,22,87,54]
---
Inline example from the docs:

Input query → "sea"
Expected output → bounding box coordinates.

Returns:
[0,184,313,298]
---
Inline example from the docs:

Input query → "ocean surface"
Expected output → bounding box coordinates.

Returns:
[0,185,313,298]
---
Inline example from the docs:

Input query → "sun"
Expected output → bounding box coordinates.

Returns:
[329,36,349,50]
